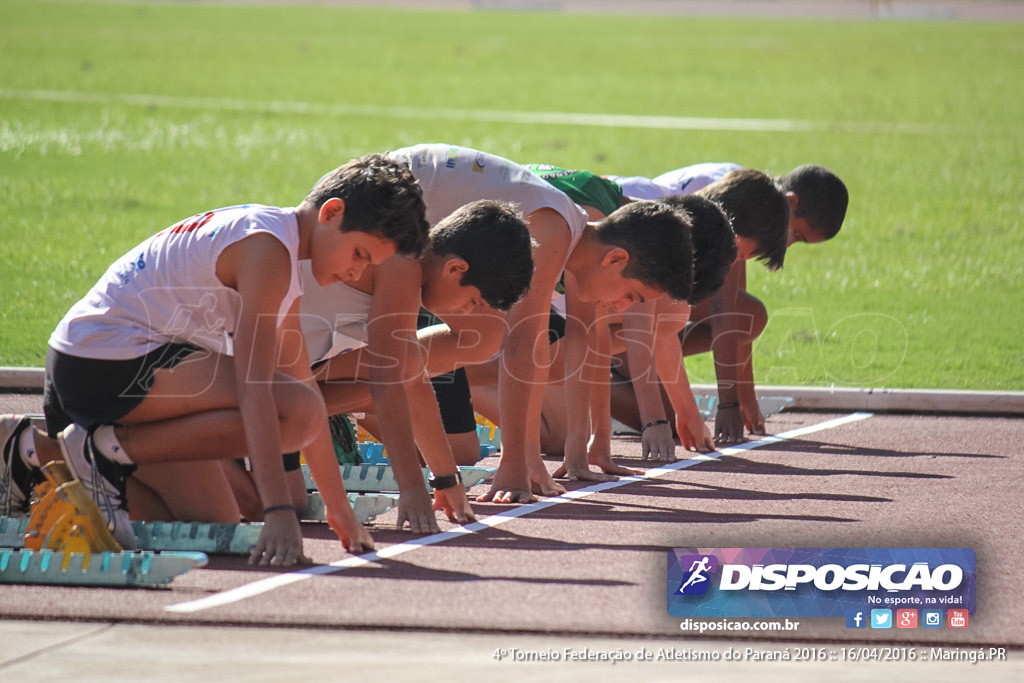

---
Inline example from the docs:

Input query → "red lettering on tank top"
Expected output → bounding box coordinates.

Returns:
[168,211,217,234]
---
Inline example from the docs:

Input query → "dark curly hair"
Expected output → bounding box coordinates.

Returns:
[777,164,848,240]
[594,201,694,302]
[658,194,737,304]
[698,169,788,271]
[306,154,428,257]
[429,200,535,311]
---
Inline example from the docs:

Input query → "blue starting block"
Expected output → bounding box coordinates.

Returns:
[3,516,259,555]
[476,421,501,449]
[695,395,795,419]
[355,441,496,464]
[358,442,388,465]
[304,492,397,523]
[301,464,496,493]
[611,396,795,433]
[0,548,207,587]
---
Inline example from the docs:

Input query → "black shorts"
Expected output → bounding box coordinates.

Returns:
[547,307,566,344]
[430,368,477,435]
[416,310,475,435]
[43,343,201,437]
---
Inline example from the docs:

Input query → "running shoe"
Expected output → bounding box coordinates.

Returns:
[59,424,137,549]
[1,415,36,516]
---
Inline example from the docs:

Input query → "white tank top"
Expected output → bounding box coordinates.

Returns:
[388,143,588,249]
[295,144,591,365]
[608,162,742,199]
[49,205,303,360]
[299,261,373,363]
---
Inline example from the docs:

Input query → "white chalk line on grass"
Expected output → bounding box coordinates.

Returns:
[0,88,952,135]
[165,411,872,614]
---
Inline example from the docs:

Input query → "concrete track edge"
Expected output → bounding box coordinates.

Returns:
[3,366,1021,415]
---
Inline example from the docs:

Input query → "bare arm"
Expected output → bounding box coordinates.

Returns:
[224,233,314,566]
[731,264,765,435]
[364,256,439,534]
[480,208,570,503]
[277,303,375,554]
[650,299,714,453]
[708,260,748,442]
[587,312,614,458]
[621,300,675,461]
[560,285,616,482]
[402,347,476,525]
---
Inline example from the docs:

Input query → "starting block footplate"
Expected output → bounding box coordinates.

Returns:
[302,464,495,493]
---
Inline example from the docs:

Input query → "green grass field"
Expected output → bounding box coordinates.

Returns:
[1,1,1022,390]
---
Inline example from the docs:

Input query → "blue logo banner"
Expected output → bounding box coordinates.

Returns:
[666,548,976,618]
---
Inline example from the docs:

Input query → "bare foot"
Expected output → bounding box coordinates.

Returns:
[528,465,566,496]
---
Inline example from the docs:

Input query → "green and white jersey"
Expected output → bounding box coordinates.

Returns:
[527,164,624,218]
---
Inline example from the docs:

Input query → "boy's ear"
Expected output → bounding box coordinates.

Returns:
[786,191,799,214]
[601,247,630,269]
[318,197,346,225]
[443,257,470,277]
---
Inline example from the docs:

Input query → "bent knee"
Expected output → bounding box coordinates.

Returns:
[738,292,768,340]
[278,380,326,451]
[749,299,768,339]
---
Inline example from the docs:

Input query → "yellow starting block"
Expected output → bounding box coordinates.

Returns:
[23,461,122,563]
[475,414,501,449]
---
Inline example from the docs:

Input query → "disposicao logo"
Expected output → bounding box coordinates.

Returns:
[674,555,718,596]
[667,548,976,619]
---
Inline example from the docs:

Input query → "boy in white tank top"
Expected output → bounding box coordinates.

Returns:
[379,145,697,505]
[297,199,535,531]
[0,154,428,563]
[609,163,849,443]
[291,144,696,509]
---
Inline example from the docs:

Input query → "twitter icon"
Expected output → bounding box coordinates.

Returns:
[870,609,893,629]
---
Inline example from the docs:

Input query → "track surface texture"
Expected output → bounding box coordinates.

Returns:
[1,388,1021,680]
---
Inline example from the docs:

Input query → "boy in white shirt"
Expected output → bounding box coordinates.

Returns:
[1,154,428,565]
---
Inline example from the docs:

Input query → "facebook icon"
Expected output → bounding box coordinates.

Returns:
[845,609,867,629]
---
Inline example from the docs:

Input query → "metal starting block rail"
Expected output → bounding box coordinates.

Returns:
[304,492,397,523]
[694,395,795,420]
[0,548,207,587]
[1,516,257,555]
[611,396,795,434]
[2,487,397,554]
[355,441,495,464]
[302,464,496,493]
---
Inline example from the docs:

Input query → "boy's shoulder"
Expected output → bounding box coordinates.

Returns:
[162,204,291,232]
[652,162,743,195]
[391,145,588,237]
[527,164,623,218]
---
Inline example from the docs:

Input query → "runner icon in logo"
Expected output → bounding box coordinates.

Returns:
[677,555,715,595]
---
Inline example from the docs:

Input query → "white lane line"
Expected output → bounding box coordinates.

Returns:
[0,88,950,135]
[165,411,872,614]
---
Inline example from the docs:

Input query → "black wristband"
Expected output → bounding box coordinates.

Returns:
[641,419,670,431]
[429,473,461,491]
[717,402,740,410]
[263,504,303,516]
